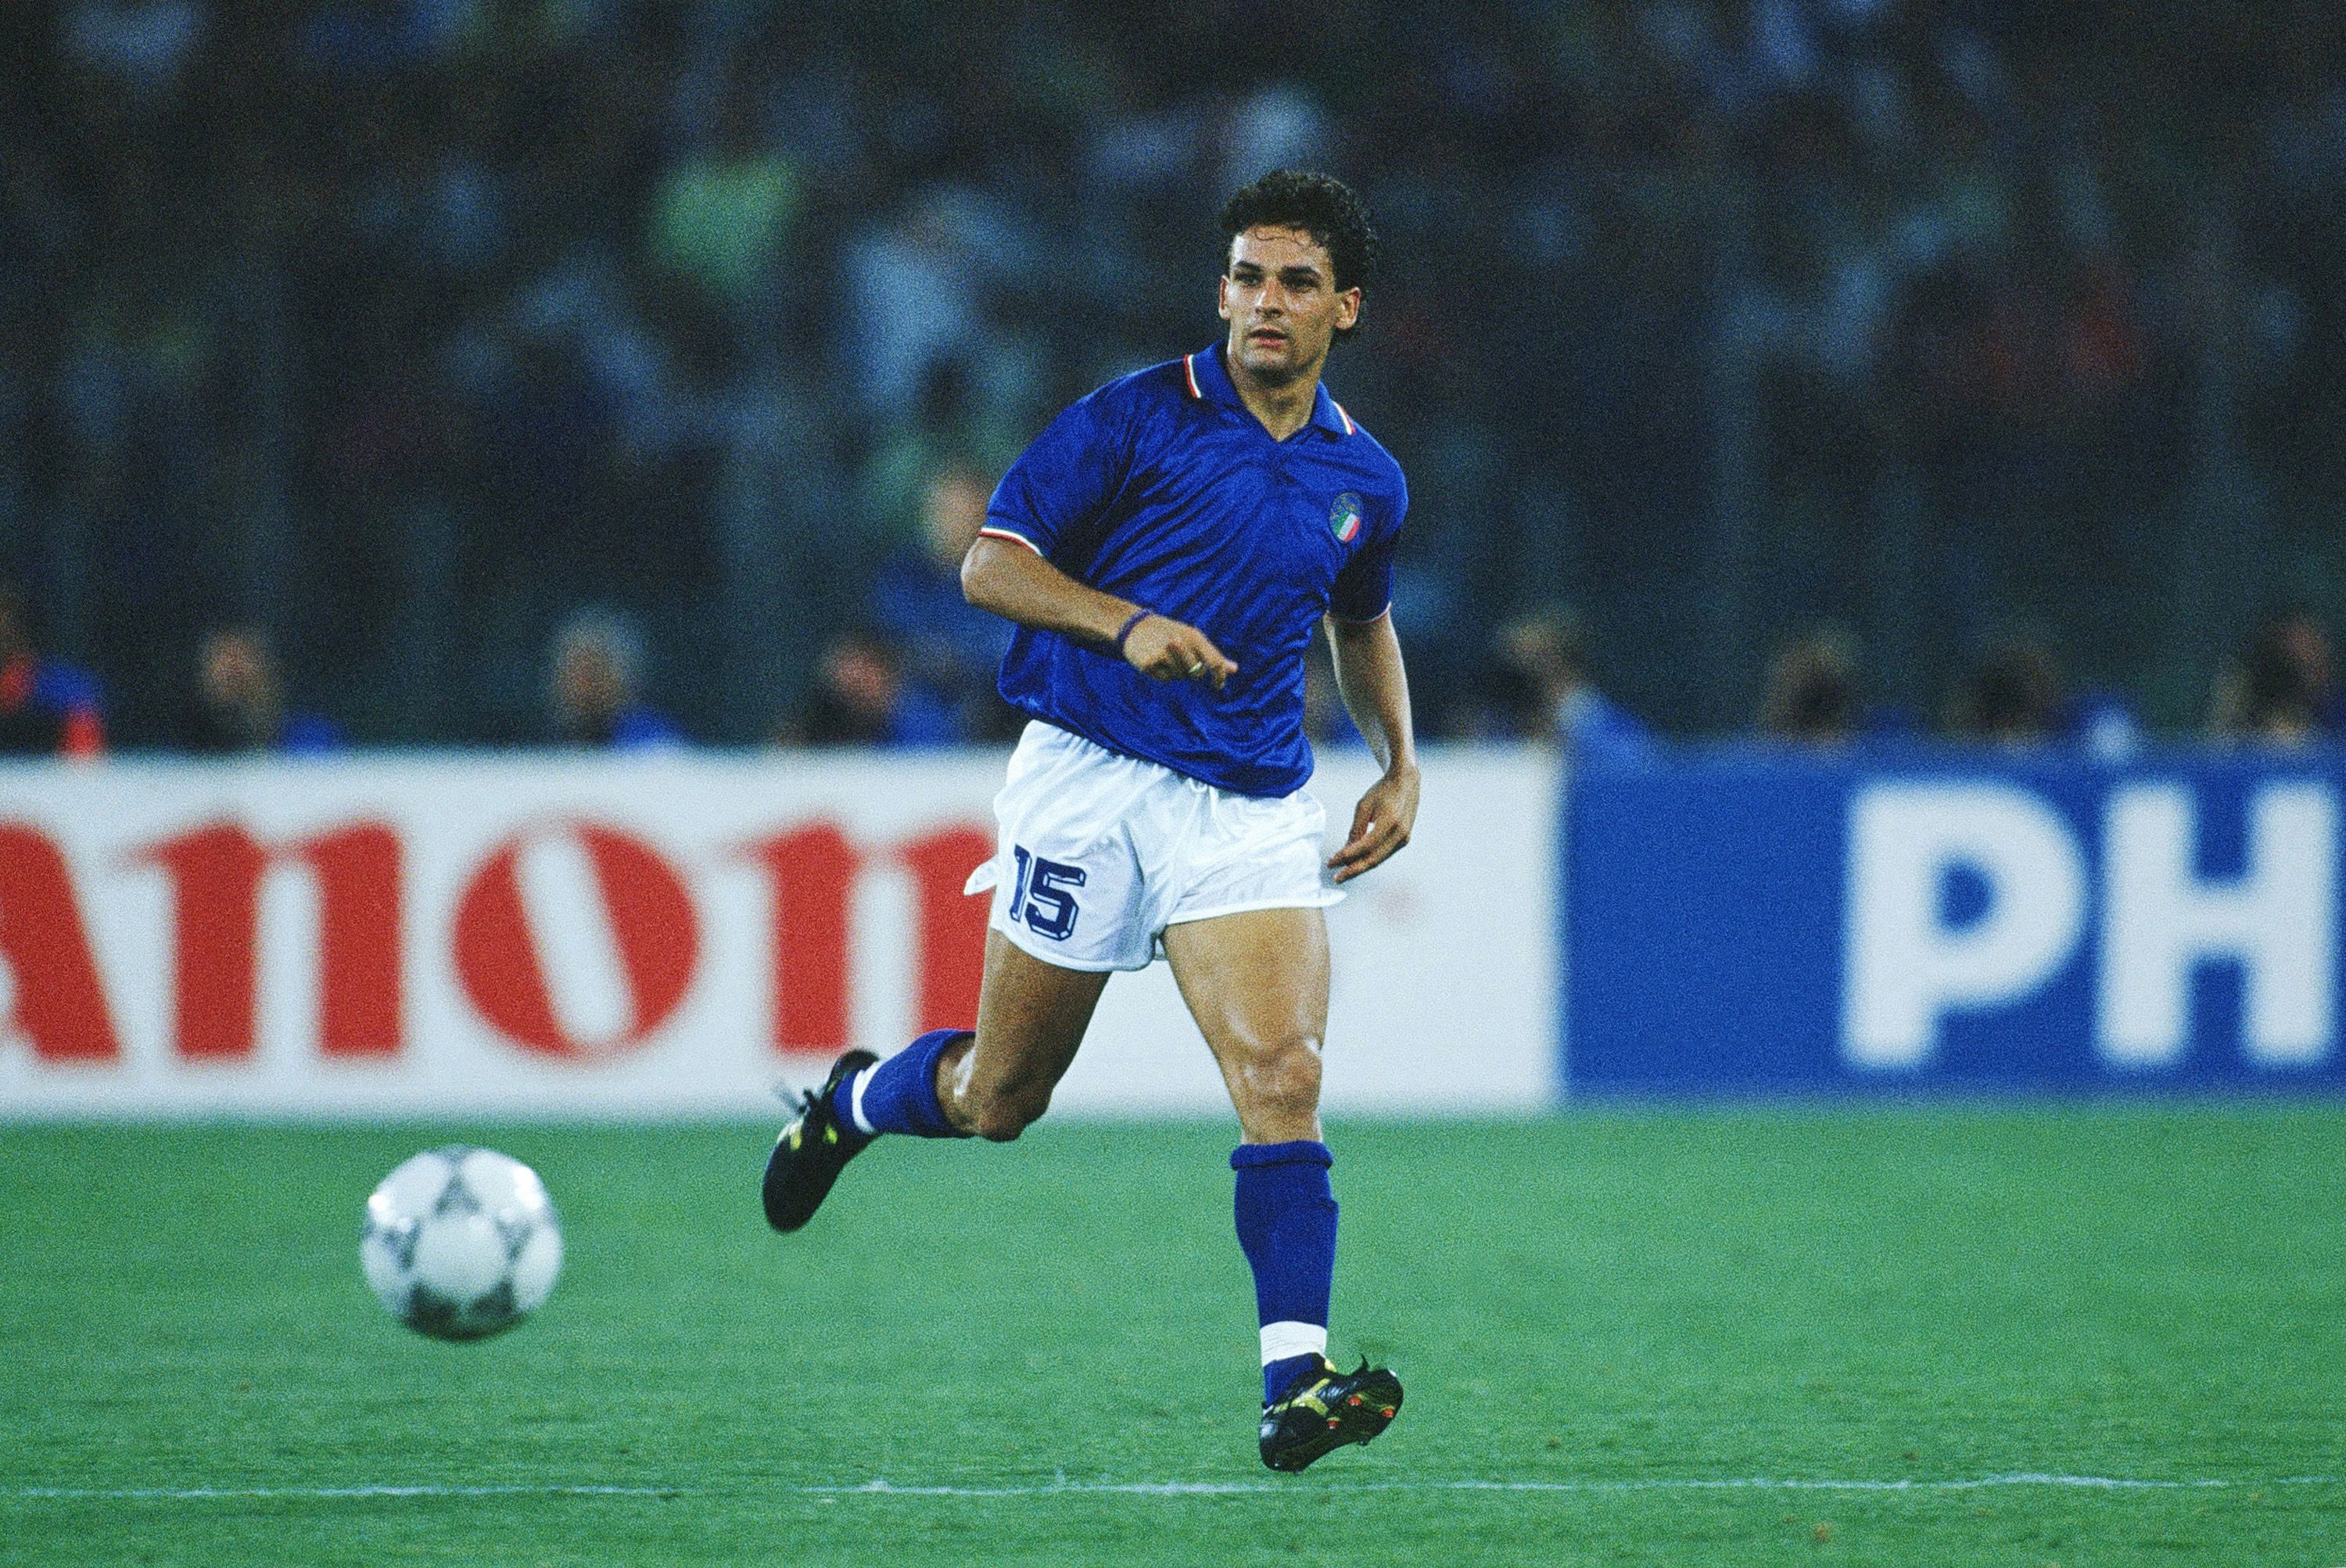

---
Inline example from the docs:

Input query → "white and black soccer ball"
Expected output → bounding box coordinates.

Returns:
[361,1146,562,1341]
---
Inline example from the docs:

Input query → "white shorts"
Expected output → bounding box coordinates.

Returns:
[964,723,1342,972]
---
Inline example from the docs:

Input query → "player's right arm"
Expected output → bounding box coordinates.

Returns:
[961,537,1236,691]
[967,376,1235,690]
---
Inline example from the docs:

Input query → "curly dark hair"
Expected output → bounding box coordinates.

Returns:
[1218,170,1378,335]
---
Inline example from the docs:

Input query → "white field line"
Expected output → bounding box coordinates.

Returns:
[816,1474,2346,1498]
[8,1474,2340,1502]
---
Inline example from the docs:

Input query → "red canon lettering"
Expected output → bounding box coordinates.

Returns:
[900,826,992,1037]
[748,823,857,1053]
[0,823,122,1060]
[303,826,404,1057]
[744,821,991,1055]
[144,823,261,1059]
[453,823,698,1059]
[138,821,403,1060]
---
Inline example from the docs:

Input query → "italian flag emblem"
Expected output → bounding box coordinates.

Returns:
[1329,493,1364,544]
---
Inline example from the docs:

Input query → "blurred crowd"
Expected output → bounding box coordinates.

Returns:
[1483,601,2346,762]
[12,560,2346,759]
[2,1,2344,752]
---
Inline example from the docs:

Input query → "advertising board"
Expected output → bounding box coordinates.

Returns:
[1566,750,2346,1093]
[0,747,1556,1118]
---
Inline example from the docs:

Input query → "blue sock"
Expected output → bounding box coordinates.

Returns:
[832,1029,971,1139]
[1232,1140,1338,1404]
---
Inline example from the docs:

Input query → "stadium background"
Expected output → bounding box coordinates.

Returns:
[6,5,2346,1566]
[8,0,2346,748]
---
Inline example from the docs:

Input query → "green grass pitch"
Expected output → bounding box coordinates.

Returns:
[4,1107,2343,1566]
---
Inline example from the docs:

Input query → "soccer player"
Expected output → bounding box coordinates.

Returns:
[763,170,1417,1473]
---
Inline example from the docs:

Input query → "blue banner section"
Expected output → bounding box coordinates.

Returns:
[1564,748,2346,1095]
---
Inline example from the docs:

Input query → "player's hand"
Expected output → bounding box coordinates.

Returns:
[1328,762,1419,884]
[1121,614,1237,691]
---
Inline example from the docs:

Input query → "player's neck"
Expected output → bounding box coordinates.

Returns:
[1226,355,1323,442]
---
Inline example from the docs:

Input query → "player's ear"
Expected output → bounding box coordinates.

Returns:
[1335,287,1361,332]
[1218,273,1232,321]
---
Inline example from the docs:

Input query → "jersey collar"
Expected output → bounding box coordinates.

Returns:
[1186,343,1354,439]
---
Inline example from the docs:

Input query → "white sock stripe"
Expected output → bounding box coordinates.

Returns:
[847,1066,877,1138]
[1259,1322,1328,1365]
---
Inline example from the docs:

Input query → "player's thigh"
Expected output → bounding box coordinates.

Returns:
[1161,905,1331,1094]
[965,928,1112,1100]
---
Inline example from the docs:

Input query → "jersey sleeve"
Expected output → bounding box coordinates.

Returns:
[983,387,1136,558]
[1329,479,1405,622]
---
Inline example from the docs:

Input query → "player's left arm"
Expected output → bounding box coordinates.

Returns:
[1323,612,1419,884]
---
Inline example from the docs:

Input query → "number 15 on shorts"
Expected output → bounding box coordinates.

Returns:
[1006,845,1086,940]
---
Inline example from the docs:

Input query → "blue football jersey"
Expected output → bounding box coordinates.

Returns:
[981,343,1408,797]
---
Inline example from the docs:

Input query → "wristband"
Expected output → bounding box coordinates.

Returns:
[1113,608,1155,655]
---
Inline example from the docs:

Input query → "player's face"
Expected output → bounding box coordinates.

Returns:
[1218,227,1360,386]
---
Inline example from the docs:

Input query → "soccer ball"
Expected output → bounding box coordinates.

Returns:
[361,1146,562,1340]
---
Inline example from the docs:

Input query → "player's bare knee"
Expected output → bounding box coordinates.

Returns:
[1242,1034,1323,1122]
[970,1096,1041,1142]
[967,1080,1051,1141]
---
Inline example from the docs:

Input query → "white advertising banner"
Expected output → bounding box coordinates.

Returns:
[0,746,1557,1118]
